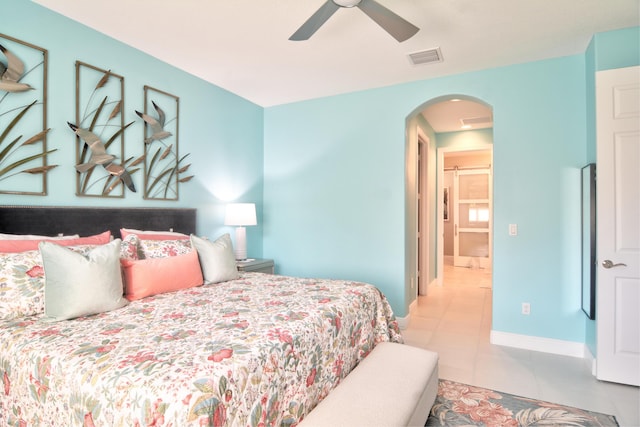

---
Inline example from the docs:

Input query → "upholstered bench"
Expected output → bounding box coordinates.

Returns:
[300,342,439,427]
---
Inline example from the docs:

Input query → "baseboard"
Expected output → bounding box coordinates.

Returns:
[397,299,418,330]
[397,313,410,330]
[490,330,587,358]
[584,346,597,375]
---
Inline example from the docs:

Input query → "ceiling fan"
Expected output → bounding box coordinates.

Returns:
[289,0,419,42]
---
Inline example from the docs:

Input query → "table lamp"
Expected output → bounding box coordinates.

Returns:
[224,203,257,260]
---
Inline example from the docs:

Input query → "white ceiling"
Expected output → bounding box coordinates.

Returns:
[33,0,638,129]
[421,98,493,133]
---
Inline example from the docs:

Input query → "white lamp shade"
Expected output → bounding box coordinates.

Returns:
[225,203,256,260]
[224,203,257,226]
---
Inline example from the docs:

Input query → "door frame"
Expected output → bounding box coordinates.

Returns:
[417,129,430,295]
[437,144,493,285]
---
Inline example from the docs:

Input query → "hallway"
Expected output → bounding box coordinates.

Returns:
[402,265,639,426]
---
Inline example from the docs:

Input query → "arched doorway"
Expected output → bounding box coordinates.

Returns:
[405,95,494,307]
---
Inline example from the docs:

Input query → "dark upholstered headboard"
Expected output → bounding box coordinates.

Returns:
[0,206,196,239]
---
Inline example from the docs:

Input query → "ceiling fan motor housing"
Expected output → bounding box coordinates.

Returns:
[333,0,362,7]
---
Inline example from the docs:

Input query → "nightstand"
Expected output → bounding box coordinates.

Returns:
[236,258,275,274]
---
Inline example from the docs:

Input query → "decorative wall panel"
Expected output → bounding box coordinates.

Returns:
[0,33,52,195]
[140,85,191,200]
[74,62,137,197]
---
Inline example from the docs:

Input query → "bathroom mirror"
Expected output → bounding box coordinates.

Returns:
[581,163,596,320]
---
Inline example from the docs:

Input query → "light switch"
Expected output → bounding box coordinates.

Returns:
[509,224,518,236]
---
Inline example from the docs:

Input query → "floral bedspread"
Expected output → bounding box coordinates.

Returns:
[0,273,402,426]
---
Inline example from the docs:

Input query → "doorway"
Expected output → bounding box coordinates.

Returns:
[405,95,494,336]
[410,96,494,306]
[442,150,493,270]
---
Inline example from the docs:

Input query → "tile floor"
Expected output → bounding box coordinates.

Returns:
[401,264,640,426]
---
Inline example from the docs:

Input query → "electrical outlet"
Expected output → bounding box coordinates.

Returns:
[522,302,531,315]
[509,224,518,236]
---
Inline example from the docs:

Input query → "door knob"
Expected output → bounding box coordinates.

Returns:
[602,260,627,269]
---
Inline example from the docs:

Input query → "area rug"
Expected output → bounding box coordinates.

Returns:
[425,380,619,426]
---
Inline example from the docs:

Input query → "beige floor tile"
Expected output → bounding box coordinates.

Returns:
[404,264,638,425]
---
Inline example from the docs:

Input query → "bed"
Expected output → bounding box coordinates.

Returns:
[0,206,402,426]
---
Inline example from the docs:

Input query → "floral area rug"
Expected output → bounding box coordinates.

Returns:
[425,380,619,426]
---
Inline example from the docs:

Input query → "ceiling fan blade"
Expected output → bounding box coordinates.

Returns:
[289,1,341,41]
[357,0,419,42]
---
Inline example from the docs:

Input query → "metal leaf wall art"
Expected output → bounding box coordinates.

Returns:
[0,33,55,195]
[74,61,140,197]
[138,85,192,200]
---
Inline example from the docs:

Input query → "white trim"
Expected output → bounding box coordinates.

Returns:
[397,314,410,330]
[490,330,587,358]
[399,237,421,331]
[417,129,431,297]
[584,346,597,376]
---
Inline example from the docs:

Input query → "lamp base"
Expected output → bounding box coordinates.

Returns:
[234,226,247,261]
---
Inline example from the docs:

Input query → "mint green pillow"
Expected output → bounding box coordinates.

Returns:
[190,234,239,284]
[39,239,128,322]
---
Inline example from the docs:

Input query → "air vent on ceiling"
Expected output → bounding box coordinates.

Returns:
[408,47,443,65]
[461,116,493,126]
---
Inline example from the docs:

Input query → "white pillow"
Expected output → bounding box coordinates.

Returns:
[39,239,128,322]
[190,234,239,284]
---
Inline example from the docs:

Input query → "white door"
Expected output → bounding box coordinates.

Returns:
[453,168,492,269]
[596,65,640,386]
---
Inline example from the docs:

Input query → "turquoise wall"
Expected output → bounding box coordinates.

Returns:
[264,55,590,343]
[436,128,493,150]
[264,89,408,314]
[592,27,640,72]
[1,0,265,255]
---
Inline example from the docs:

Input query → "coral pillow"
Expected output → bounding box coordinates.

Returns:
[120,228,189,240]
[0,233,79,240]
[121,250,203,301]
[0,231,112,253]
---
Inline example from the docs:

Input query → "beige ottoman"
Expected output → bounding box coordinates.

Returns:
[300,342,439,427]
